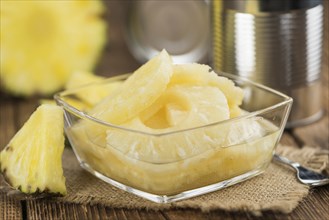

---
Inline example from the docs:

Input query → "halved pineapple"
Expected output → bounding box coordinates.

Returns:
[0,0,106,96]
[0,104,66,195]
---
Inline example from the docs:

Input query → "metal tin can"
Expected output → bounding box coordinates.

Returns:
[212,0,324,127]
[126,0,210,64]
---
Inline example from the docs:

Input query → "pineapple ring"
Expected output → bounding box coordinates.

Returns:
[90,50,173,125]
[106,85,230,163]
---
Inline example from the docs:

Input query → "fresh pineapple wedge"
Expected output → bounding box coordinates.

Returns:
[90,49,173,124]
[0,104,66,195]
[0,0,106,96]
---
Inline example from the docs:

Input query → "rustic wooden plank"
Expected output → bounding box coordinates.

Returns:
[161,209,271,220]
[94,205,108,220]
[113,208,130,220]
[0,99,23,219]
[105,208,158,220]
[16,99,38,129]
[291,185,329,219]
[162,209,216,220]
[132,210,166,220]
[0,193,23,220]
[27,201,103,220]
[0,101,16,150]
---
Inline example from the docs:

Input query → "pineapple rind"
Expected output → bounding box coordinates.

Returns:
[0,104,66,195]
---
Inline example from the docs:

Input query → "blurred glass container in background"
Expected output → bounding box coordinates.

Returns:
[126,0,210,64]
[212,0,324,128]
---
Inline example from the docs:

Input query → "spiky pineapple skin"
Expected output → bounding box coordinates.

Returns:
[0,104,66,195]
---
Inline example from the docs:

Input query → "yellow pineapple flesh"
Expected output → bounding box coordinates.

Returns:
[106,85,230,162]
[169,64,244,117]
[0,0,106,96]
[65,71,123,107]
[67,51,280,194]
[90,49,173,124]
[0,104,66,195]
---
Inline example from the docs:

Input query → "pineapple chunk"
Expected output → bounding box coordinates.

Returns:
[167,85,230,127]
[74,50,173,148]
[141,85,230,129]
[0,1,106,96]
[106,85,230,162]
[65,71,123,107]
[39,97,91,111]
[0,104,66,195]
[39,99,56,105]
[170,64,244,117]
[90,49,173,124]
[65,71,105,89]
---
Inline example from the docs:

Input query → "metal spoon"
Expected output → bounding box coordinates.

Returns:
[273,154,329,187]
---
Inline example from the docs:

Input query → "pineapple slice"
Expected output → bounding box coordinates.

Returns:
[139,86,192,125]
[169,64,244,117]
[39,98,91,111]
[106,85,230,162]
[65,71,123,107]
[140,85,230,128]
[65,71,105,89]
[90,49,173,124]
[166,85,230,127]
[75,50,173,147]
[0,104,66,195]
[39,99,56,105]
[0,0,106,96]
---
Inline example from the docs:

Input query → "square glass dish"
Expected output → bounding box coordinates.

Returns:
[54,72,292,203]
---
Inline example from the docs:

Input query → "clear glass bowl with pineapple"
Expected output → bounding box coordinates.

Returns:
[55,51,292,203]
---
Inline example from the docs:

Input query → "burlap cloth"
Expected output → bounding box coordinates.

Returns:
[1,145,328,214]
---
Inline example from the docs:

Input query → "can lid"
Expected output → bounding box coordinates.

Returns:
[126,1,210,64]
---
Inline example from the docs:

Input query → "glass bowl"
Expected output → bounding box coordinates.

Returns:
[54,72,292,203]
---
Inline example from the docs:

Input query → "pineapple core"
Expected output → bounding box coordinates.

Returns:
[0,104,66,195]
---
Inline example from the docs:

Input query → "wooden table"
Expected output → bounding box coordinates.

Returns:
[1,1,328,219]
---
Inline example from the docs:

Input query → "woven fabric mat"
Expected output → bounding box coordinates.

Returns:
[1,145,328,215]
[56,145,328,214]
